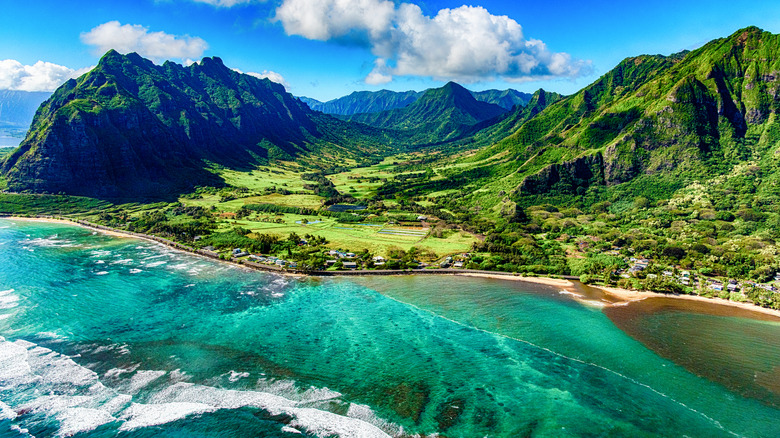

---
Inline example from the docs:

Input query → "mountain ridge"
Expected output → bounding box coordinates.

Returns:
[0,50,392,199]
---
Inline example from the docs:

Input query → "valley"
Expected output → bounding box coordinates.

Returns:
[2,27,780,311]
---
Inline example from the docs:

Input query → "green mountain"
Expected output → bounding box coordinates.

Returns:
[0,90,52,128]
[299,90,423,115]
[346,81,508,144]
[471,89,533,110]
[441,26,780,209]
[1,50,390,199]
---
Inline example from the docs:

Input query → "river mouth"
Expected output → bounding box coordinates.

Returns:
[603,296,780,408]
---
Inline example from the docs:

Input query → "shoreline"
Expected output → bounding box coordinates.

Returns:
[4,215,779,319]
[594,285,780,319]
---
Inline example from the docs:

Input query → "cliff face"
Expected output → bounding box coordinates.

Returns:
[488,27,780,199]
[0,51,383,199]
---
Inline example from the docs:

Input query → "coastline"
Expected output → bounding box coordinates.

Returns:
[4,215,779,319]
[454,272,574,287]
[595,285,780,319]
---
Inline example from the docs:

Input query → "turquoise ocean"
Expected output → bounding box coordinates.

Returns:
[0,218,778,437]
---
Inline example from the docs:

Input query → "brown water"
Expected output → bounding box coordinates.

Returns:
[604,297,780,408]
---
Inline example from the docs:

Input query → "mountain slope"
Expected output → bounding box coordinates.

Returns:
[471,89,533,110]
[462,26,780,205]
[1,51,390,199]
[300,90,423,115]
[346,82,508,144]
[0,90,52,128]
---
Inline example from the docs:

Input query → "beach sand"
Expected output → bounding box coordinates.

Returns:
[453,272,574,287]
[595,285,780,319]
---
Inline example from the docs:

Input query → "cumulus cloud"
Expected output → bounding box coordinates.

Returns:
[232,68,289,88]
[275,0,591,84]
[80,21,209,62]
[0,60,93,92]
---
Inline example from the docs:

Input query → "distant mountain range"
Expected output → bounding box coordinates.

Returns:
[345,82,510,143]
[0,90,52,128]
[300,88,531,115]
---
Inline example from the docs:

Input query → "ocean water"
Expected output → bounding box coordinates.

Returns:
[0,219,778,437]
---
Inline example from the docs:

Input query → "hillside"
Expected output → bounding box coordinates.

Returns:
[300,90,423,115]
[471,89,533,110]
[391,26,780,214]
[0,51,392,199]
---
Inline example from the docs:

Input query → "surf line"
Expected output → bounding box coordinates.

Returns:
[374,291,742,437]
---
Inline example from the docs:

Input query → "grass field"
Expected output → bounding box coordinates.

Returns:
[173,155,481,258]
[218,213,475,257]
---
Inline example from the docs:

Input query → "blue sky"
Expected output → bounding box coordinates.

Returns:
[1,0,779,101]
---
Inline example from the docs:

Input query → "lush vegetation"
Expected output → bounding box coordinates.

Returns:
[2,27,780,311]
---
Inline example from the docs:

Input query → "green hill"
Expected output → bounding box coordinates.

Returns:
[430,27,780,209]
[1,50,391,200]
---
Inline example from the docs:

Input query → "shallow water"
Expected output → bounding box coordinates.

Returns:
[0,219,778,437]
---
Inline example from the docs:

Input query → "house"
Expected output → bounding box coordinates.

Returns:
[275,259,287,267]
[345,252,356,258]
[325,260,337,267]
[232,248,249,257]
[453,261,464,268]
[203,246,215,251]
[342,261,358,270]
[711,283,723,292]
[372,256,385,262]
[417,215,427,221]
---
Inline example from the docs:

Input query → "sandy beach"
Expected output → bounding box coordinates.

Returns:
[454,272,574,287]
[595,285,780,319]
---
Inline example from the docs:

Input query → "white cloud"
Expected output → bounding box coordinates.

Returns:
[80,21,209,62]
[190,0,259,6]
[275,0,591,84]
[0,60,93,92]
[232,68,289,88]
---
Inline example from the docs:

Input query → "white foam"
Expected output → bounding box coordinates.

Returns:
[281,425,303,434]
[129,269,143,274]
[0,290,19,310]
[145,261,167,268]
[0,338,396,437]
[119,402,215,430]
[95,260,105,264]
[125,370,166,394]
[0,400,17,420]
[227,371,250,382]
[56,407,116,436]
[558,290,584,298]
[95,271,109,276]
[110,259,134,266]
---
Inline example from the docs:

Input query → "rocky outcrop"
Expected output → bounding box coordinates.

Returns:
[518,153,604,195]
